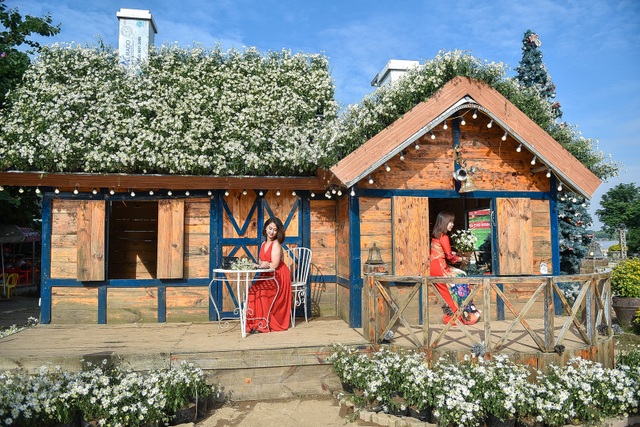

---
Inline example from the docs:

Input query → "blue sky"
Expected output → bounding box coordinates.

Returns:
[10,0,640,230]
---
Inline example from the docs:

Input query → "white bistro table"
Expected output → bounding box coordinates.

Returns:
[209,268,280,338]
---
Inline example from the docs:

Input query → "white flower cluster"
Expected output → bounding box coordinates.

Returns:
[0,317,38,340]
[451,229,478,254]
[0,43,338,176]
[0,360,217,426]
[330,345,640,426]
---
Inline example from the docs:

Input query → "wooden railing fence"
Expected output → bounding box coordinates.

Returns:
[363,271,612,354]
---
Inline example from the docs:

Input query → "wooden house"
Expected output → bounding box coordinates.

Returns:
[0,76,601,328]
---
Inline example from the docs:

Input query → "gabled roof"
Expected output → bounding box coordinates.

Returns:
[329,76,601,199]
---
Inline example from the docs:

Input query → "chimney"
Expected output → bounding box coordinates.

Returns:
[116,8,158,67]
[371,59,419,87]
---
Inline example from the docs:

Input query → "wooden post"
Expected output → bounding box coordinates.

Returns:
[422,277,429,348]
[544,277,555,352]
[483,277,492,354]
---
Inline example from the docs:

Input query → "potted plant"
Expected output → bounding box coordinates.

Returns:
[611,257,640,327]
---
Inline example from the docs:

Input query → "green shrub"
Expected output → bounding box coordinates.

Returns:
[609,243,623,251]
[612,257,640,297]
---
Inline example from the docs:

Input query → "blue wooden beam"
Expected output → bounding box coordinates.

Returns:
[348,188,362,327]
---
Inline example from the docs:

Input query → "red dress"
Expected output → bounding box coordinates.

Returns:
[246,242,292,332]
[430,234,462,323]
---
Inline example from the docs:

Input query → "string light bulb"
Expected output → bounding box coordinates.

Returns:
[350,188,356,197]
[487,120,493,128]
[430,131,435,140]
[149,190,154,195]
[18,187,24,193]
[325,189,331,198]
[311,191,315,197]
[207,190,212,196]
[92,188,98,195]
[55,187,60,194]
[414,142,420,150]
[185,190,190,196]
[35,187,41,194]
[557,182,563,192]
[167,190,172,196]
[472,109,478,119]
[443,120,448,130]
[546,169,552,178]
[224,190,229,196]
[516,143,522,152]
[530,156,537,165]
[331,187,337,194]
[0,185,4,191]
[130,190,136,197]
[460,117,466,126]
[109,188,115,195]
[385,163,391,172]
[368,175,374,185]
[501,131,508,141]
[276,189,281,196]
[259,190,264,196]
[337,189,342,196]
[292,190,296,196]
[242,189,247,196]
[73,186,78,195]
[399,151,405,161]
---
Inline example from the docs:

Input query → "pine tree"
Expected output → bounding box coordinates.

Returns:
[515,30,592,274]
[515,30,562,119]
[558,194,594,274]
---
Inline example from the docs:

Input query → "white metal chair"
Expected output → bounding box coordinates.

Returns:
[286,247,312,327]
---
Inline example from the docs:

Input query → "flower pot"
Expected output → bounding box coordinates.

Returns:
[486,413,516,427]
[171,402,197,425]
[612,297,640,327]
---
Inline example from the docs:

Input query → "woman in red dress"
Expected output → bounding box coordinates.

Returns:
[246,217,292,333]
[430,211,480,325]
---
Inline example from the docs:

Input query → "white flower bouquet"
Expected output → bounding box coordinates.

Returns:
[231,257,257,270]
[451,229,478,254]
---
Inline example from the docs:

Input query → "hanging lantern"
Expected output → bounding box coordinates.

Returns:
[364,242,389,275]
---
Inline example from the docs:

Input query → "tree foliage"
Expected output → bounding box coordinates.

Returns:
[596,183,640,253]
[0,1,58,227]
[0,0,60,107]
[515,29,562,119]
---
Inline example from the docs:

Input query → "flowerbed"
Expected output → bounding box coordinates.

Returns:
[329,345,639,426]
[0,360,218,427]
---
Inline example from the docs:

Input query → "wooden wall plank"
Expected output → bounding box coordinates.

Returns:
[51,287,98,324]
[360,198,392,275]
[184,199,210,279]
[531,199,552,273]
[77,200,105,281]
[264,192,299,237]
[107,288,157,323]
[311,200,337,277]
[223,190,257,239]
[166,287,209,322]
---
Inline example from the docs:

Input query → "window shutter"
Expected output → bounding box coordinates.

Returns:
[497,198,533,274]
[392,196,430,276]
[77,200,106,281]
[157,199,185,279]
